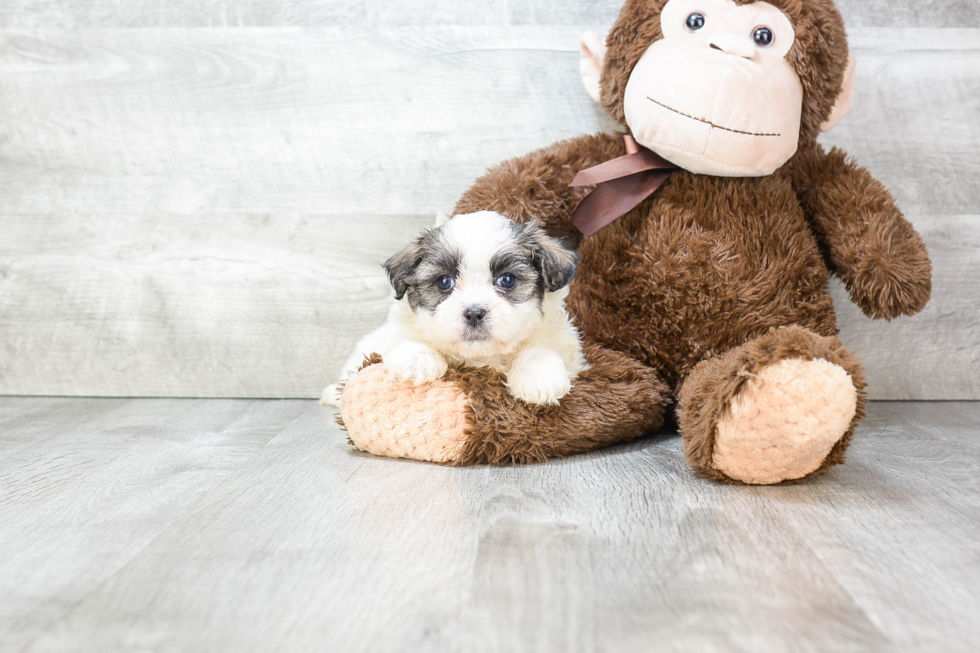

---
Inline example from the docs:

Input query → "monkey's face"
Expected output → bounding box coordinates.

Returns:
[582,0,858,178]
[623,0,802,176]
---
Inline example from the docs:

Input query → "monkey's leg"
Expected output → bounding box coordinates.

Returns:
[677,325,867,485]
[336,343,669,465]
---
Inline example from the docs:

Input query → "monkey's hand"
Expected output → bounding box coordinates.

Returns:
[787,145,932,320]
[837,210,932,320]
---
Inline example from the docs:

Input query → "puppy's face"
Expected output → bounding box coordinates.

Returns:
[384,211,579,359]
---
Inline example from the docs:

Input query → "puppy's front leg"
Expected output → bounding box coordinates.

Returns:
[506,346,573,406]
[385,341,449,386]
[320,320,401,407]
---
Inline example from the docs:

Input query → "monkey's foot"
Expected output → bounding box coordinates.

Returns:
[713,358,857,484]
[335,344,668,466]
[679,326,867,485]
[338,363,469,464]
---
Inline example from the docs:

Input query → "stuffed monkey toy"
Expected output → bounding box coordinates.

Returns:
[336,0,932,485]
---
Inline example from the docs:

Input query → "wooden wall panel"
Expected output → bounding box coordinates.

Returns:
[0,25,976,398]
[0,1,976,28]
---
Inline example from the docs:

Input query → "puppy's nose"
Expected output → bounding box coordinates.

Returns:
[463,306,487,326]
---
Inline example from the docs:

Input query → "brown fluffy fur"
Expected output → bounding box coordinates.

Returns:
[343,0,931,483]
[784,146,932,319]
[452,343,669,466]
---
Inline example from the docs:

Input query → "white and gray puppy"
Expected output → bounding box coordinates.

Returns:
[322,211,587,406]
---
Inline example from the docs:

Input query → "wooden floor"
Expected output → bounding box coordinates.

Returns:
[1,399,977,652]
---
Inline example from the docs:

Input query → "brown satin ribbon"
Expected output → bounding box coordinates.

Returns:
[570,135,677,236]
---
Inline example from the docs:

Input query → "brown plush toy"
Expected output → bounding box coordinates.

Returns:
[336,0,932,485]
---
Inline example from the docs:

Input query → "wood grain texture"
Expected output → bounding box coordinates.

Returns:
[1,398,978,652]
[0,398,311,650]
[0,0,976,28]
[0,211,429,397]
[0,26,977,399]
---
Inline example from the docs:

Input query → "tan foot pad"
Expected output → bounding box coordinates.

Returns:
[713,358,858,484]
[340,364,469,464]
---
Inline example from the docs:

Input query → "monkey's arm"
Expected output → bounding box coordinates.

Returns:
[786,145,932,320]
[454,132,624,242]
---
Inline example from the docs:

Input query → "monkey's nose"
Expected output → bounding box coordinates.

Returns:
[708,31,757,59]
[463,307,487,326]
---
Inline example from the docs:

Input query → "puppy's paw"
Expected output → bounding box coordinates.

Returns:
[507,348,572,406]
[320,383,342,407]
[384,342,449,386]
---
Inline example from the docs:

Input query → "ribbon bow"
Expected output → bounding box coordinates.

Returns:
[570,135,677,236]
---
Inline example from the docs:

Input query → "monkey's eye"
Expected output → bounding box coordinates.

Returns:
[437,276,455,291]
[685,12,706,31]
[753,27,774,47]
[495,274,517,289]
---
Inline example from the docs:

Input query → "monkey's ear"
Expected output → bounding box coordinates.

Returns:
[383,241,423,300]
[821,58,857,132]
[580,31,607,104]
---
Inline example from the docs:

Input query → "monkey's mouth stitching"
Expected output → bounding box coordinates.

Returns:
[647,97,781,138]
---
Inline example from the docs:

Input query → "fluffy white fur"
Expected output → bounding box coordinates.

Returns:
[322,211,587,407]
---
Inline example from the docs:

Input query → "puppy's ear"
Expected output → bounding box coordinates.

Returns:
[522,220,580,292]
[383,241,423,300]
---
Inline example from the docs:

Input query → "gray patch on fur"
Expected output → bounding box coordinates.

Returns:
[508,220,580,294]
[383,227,460,312]
[489,246,542,305]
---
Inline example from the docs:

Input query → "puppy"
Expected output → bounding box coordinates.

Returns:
[321,211,587,407]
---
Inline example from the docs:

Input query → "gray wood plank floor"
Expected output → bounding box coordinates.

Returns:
[1,398,978,652]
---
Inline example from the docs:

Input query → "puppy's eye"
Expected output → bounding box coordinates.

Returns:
[686,12,705,32]
[437,276,455,291]
[753,26,774,47]
[495,274,517,289]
